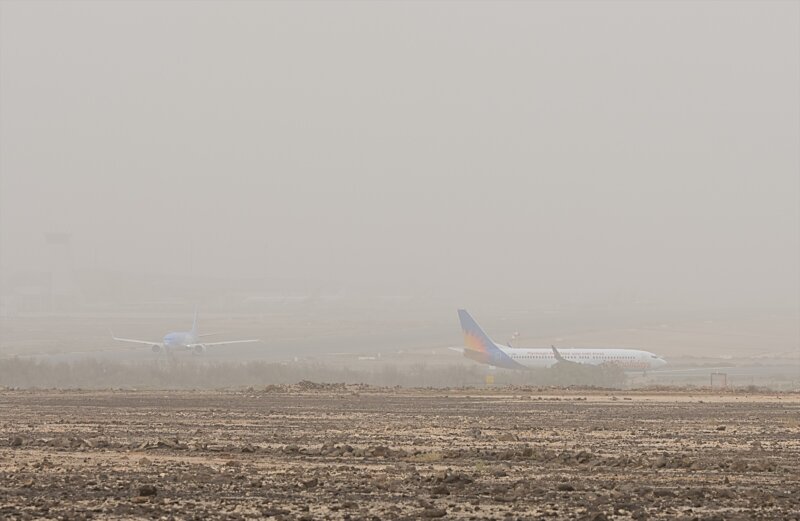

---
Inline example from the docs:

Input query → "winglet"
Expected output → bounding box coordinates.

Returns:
[551,345,566,363]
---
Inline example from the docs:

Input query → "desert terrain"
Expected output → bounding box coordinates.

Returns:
[1,386,799,520]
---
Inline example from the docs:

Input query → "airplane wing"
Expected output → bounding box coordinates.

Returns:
[188,339,260,347]
[111,331,161,348]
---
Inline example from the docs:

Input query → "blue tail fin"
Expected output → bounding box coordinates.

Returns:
[191,308,199,336]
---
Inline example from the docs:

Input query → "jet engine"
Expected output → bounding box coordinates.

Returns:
[193,344,206,355]
[151,345,161,353]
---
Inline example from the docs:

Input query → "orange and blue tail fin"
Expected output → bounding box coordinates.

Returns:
[458,309,496,354]
[457,309,523,369]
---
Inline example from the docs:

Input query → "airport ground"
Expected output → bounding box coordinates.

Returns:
[1,387,799,520]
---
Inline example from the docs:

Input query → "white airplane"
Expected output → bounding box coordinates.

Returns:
[111,311,259,356]
[454,309,667,371]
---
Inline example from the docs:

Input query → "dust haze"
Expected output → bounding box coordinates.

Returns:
[2,4,800,519]
[0,1,798,389]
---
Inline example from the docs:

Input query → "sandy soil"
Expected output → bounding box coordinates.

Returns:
[1,386,799,520]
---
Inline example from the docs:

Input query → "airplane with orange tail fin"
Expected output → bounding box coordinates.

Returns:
[452,309,666,371]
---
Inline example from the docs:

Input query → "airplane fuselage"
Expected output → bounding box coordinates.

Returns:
[162,331,196,350]
[472,345,667,371]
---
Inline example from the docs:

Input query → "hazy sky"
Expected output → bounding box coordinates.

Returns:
[1,1,798,307]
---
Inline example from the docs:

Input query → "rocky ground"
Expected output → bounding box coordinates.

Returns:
[1,384,798,520]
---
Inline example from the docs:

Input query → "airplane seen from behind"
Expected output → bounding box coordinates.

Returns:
[111,311,259,356]
[454,309,667,371]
